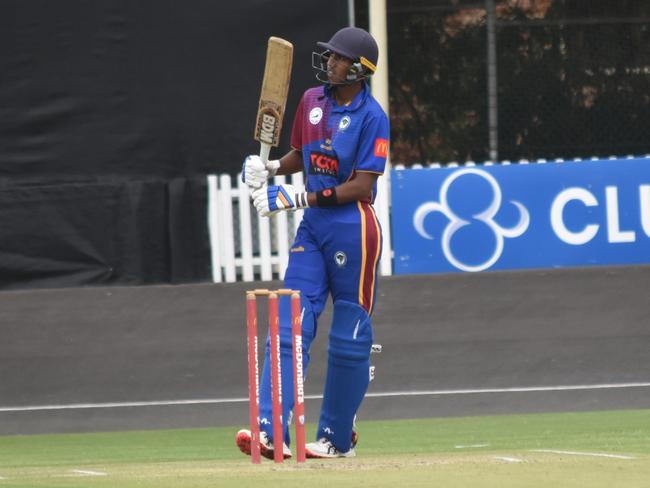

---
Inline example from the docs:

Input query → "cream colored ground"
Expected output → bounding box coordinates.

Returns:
[2,452,648,488]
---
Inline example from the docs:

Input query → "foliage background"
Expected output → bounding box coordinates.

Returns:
[358,0,650,165]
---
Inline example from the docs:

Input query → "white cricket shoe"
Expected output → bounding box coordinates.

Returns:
[236,429,292,460]
[305,438,356,458]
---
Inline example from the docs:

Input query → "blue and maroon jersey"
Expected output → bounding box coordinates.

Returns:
[290,83,389,203]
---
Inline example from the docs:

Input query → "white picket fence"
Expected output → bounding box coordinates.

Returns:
[206,171,392,283]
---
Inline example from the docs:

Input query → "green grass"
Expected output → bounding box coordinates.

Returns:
[1,409,649,487]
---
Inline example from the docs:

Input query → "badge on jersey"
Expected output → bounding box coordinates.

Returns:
[309,107,323,125]
[374,138,389,158]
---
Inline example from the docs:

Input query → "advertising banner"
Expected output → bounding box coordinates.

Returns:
[391,158,650,274]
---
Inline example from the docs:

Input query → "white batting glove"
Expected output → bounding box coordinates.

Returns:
[241,155,280,189]
[252,184,309,217]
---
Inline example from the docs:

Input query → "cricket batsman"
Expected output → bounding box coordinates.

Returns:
[237,26,389,459]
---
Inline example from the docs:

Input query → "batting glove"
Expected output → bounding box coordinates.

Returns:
[252,184,309,217]
[241,155,280,189]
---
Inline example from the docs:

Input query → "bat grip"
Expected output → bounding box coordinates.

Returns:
[259,142,271,164]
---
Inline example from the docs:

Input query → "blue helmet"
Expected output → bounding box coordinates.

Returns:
[312,27,379,84]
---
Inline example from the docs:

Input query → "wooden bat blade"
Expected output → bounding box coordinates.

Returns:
[254,37,293,149]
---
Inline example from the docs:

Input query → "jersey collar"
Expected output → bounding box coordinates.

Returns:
[324,83,369,113]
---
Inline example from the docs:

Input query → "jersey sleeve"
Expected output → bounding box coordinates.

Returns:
[354,111,390,174]
[290,94,305,151]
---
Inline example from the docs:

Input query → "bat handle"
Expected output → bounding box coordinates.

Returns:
[259,142,271,164]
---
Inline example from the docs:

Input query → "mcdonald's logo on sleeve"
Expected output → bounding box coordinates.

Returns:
[373,138,389,158]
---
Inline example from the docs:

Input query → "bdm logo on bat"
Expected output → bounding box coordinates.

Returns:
[257,109,281,145]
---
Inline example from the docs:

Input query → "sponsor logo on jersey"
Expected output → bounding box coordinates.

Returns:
[320,138,333,151]
[374,138,389,158]
[309,151,339,177]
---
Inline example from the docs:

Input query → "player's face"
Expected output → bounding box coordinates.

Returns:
[327,52,353,84]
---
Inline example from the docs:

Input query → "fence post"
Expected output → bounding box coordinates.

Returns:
[237,173,255,281]
[219,174,237,282]
[207,175,223,283]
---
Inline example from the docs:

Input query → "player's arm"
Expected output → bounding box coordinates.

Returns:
[252,171,379,216]
[275,149,303,176]
[304,171,377,207]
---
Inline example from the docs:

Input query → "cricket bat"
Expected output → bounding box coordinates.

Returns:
[254,37,293,164]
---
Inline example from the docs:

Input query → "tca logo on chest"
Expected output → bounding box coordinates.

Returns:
[309,151,339,177]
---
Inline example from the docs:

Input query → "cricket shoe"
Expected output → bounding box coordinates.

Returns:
[305,438,356,459]
[235,429,292,460]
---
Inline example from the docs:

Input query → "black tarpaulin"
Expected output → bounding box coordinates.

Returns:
[0,0,346,289]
